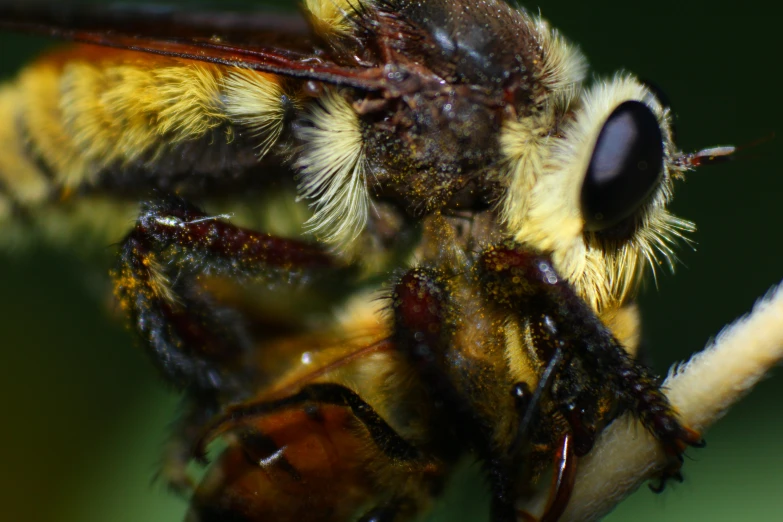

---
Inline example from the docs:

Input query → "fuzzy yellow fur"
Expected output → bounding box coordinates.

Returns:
[303,0,364,37]
[504,320,541,388]
[223,70,298,157]
[16,63,90,188]
[0,49,298,253]
[60,61,227,169]
[294,88,368,246]
[0,85,51,203]
[0,48,290,197]
[532,16,588,96]
[500,15,586,226]
[503,74,692,313]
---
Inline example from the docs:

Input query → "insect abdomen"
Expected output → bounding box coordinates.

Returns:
[0,46,299,246]
[0,46,295,208]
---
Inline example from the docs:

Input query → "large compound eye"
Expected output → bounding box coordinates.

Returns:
[581,100,664,232]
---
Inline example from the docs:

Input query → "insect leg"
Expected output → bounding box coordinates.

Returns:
[391,268,521,522]
[200,382,420,463]
[113,197,348,396]
[478,244,703,475]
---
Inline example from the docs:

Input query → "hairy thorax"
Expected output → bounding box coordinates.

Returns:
[361,86,505,215]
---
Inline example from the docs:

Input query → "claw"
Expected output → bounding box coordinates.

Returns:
[649,467,685,494]
[650,437,692,494]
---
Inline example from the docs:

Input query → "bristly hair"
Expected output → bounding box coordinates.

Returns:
[223,70,298,159]
[532,15,588,95]
[500,13,587,242]
[294,89,369,247]
[58,61,228,183]
[303,0,369,37]
[506,75,692,312]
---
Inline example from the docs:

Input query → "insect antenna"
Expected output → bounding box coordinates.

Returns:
[675,145,736,169]
[674,132,774,170]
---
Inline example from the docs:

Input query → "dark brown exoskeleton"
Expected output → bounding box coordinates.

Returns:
[0,0,730,520]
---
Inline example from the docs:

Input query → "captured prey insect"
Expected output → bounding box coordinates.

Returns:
[0,0,759,521]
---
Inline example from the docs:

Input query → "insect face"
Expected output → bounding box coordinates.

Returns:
[0,1,781,522]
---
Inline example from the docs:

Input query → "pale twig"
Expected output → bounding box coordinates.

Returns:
[522,281,783,521]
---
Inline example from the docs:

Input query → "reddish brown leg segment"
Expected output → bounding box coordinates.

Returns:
[392,268,522,522]
[113,197,347,395]
[478,243,703,498]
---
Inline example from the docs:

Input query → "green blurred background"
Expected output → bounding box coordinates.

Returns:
[0,1,780,521]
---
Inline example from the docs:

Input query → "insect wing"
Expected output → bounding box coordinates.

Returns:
[0,2,314,45]
[0,2,386,89]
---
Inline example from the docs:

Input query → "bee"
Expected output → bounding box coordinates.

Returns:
[0,1,780,522]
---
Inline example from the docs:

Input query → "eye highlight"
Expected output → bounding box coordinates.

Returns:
[581,100,664,232]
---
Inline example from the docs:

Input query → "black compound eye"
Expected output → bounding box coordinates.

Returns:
[581,100,664,232]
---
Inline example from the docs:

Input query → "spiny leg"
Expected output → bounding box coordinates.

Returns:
[512,363,578,522]
[113,197,348,396]
[113,197,353,490]
[391,268,521,522]
[478,244,703,492]
[199,382,421,463]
